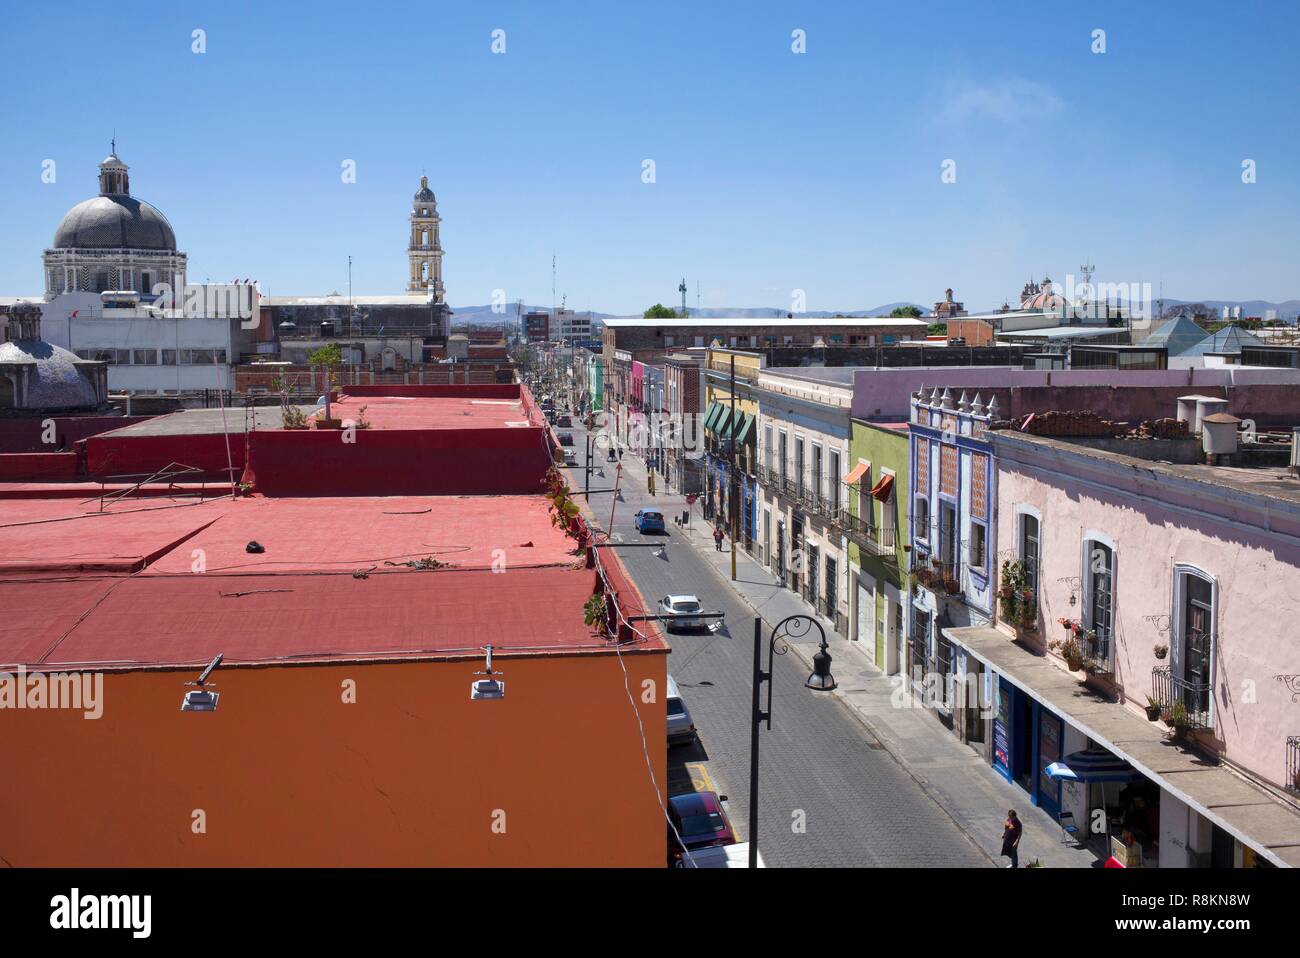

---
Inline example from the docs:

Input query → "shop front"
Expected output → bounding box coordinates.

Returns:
[990,675,1063,819]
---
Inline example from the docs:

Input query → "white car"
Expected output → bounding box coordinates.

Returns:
[657,594,706,631]
[562,448,578,466]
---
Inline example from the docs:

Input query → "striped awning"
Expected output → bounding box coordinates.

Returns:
[734,412,756,446]
[702,402,723,432]
[1045,748,1143,784]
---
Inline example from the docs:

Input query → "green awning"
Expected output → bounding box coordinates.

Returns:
[734,412,756,446]
[702,402,723,432]
[713,405,733,436]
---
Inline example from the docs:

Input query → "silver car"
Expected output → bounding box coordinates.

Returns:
[657,594,705,631]
[667,675,696,746]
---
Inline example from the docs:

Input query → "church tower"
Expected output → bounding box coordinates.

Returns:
[407,176,444,300]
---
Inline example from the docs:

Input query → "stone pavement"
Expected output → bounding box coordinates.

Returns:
[608,447,1099,868]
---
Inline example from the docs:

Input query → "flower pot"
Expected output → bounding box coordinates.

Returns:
[1170,724,1190,743]
[1145,705,1161,721]
[1065,656,1084,672]
[315,418,344,430]
[1154,648,1168,660]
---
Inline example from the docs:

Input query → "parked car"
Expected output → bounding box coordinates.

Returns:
[657,594,705,631]
[634,509,666,534]
[666,675,696,746]
[558,432,574,447]
[556,415,572,428]
[667,791,737,866]
[562,448,578,466]
[675,842,765,868]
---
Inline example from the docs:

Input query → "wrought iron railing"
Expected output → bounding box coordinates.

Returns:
[1152,667,1214,730]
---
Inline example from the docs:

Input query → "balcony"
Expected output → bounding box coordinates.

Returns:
[1152,667,1214,730]
[840,510,896,557]
[912,555,961,595]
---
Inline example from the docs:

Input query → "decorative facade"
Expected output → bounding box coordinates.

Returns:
[43,150,187,301]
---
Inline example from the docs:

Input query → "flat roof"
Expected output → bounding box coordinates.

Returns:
[325,394,530,430]
[262,295,435,306]
[994,430,1300,507]
[103,406,317,437]
[0,494,663,669]
[999,325,1122,340]
[602,316,928,328]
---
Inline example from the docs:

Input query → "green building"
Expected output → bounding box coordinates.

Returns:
[845,418,910,673]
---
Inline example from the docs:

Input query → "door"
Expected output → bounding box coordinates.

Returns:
[857,579,875,660]
[1182,576,1213,720]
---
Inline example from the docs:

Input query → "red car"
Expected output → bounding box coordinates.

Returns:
[668,791,737,866]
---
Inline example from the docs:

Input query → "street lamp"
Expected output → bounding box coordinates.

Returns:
[749,614,835,867]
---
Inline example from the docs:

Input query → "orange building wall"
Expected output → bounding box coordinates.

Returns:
[0,651,667,867]
[946,318,995,346]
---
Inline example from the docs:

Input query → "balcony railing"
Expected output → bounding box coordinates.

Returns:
[912,555,961,594]
[1152,667,1214,730]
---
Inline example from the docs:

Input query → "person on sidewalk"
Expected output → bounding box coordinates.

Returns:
[713,526,725,551]
[647,467,656,496]
[1001,810,1022,868]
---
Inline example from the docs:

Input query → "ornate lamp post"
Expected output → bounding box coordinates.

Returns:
[749,614,835,867]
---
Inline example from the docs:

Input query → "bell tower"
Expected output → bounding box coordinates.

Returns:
[407,175,444,301]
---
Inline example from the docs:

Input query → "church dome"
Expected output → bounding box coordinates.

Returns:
[0,339,101,409]
[52,195,177,251]
[413,175,436,205]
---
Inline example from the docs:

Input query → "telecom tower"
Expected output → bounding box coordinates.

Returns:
[679,278,687,317]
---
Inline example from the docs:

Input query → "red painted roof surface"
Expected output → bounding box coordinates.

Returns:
[141,495,574,574]
[4,568,607,670]
[324,394,531,430]
[0,494,667,668]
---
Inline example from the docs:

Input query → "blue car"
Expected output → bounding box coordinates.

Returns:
[634,509,666,534]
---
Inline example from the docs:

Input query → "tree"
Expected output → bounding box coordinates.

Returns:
[643,303,680,319]
[889,305,923,318]
[308,343,343,421]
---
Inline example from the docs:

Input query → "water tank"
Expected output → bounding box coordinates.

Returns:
[1201,413,1240,458]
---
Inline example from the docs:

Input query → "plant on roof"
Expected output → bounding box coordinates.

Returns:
[583,592,609,634]
[308,343,343,420]
[282,405,309,430]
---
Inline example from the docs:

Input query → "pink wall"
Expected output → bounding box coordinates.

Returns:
[996,438,1300,788]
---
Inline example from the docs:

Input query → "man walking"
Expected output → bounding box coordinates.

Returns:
[713,526,725,552]
[1001,810,1023,868]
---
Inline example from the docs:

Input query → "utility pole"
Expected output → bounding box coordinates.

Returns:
[730,354,737,582]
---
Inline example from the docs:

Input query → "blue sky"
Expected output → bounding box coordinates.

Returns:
[1,0,1297,313]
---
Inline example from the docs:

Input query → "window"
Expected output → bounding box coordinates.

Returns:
[132,349,157,365]
[910,607,930,683]
[968,520,987,570]
[828,450,841,512]
[794,438,804,494]
[778,431,788,483]
[938,501,957,572]
[811,443,823,500]
[913,495,930,543]
[1084,539,1114,661]
[763,426,773,474]
[825,556,837,617]
[161,350,176,365]
[1176,569,1214,723]
[880,471,897,546]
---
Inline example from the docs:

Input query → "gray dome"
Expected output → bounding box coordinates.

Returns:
[52,195,177,251]
[0,340,101,409]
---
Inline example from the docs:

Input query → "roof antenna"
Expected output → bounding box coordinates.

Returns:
[181,653,223,712]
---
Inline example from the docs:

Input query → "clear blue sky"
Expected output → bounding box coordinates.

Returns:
[2,0,1296,313]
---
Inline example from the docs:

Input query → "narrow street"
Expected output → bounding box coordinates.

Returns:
[561,423,989,867]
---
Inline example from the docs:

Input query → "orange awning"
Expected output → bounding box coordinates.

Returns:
[870,473,895,502]
[842,462,869,485]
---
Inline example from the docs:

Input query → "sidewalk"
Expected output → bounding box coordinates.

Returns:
[608,447,1098,868]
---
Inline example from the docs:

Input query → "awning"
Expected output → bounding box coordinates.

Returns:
[1045,748,1142,783]
[734,412,756,446]
[943,624,1300,868]
[870,473,894,502]
[842,462,869,485]
[702,402,722,432]
[713,405,733,436]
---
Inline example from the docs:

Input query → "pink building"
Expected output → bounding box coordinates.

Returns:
[946,425,1300,868]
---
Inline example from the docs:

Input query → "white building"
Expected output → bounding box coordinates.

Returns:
[40,287,255,394]
[755,368,854,634]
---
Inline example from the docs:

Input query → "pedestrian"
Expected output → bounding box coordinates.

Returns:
[647,467,656,496]
[1001,809,1022,868]
[713,526,725,552]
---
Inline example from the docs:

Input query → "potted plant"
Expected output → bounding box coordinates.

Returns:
[1168,701,1191,742]
[944,576,962,595]
[1153,643,1168,660]
[1144,696,1162,721]
[309,343,343,428]
[1053,636,1084,671]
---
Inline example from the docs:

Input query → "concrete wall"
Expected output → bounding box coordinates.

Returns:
[0,652,667,866]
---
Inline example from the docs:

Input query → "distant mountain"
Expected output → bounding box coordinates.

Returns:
[450,298,1300,324]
